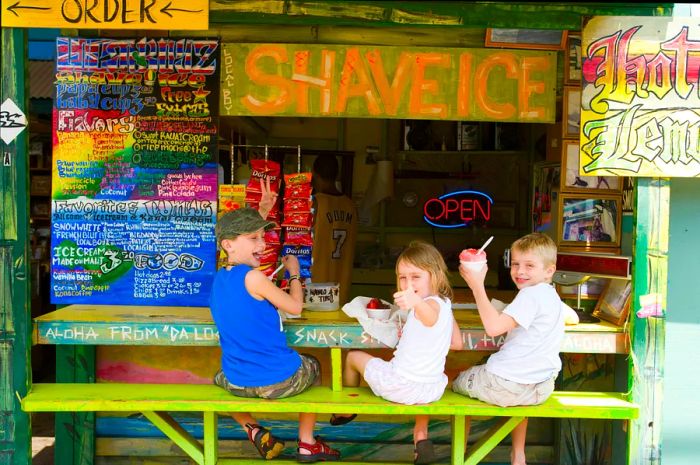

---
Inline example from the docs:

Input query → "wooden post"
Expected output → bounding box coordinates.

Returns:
[629,178,669,465]
[0,27,30,465]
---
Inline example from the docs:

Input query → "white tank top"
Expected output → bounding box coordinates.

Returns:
[391,296,453,384]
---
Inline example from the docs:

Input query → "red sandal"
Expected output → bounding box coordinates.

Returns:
[245,423,285,460]
[296,436,341,463]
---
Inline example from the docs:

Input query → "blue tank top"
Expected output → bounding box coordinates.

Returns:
[209,264,301,386]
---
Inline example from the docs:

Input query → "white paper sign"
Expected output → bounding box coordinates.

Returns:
[0,98,27,144]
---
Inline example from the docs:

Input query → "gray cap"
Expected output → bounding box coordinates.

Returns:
[216,207,275,242]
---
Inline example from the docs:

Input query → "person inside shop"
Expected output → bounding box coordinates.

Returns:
[331,241,463,465]
[210,207,341,463]
[310,153,357,305]
[453,233,577,465]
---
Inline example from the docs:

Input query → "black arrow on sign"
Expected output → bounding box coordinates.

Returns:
[6,1,51,17]
[160,2,203,18]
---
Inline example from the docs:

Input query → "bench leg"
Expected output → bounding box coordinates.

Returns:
[143,411,204,465]
[464,416,524,465]
[451,415,466,465]
[331,347,342,392]
[204,412,218,465]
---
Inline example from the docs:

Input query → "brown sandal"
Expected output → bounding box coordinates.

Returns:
[297,436,340,462]
[414,439,435,465]
[245,423,285,460]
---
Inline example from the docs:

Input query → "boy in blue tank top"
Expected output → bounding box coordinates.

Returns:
[210,207,340,462]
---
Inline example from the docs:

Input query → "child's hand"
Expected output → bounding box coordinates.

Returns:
[459,262,488,290]
[258,176,278,219]
[281,255,300,275]
[393,283,422,310]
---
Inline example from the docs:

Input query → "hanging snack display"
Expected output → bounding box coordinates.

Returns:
[280,171,314,285]
[245,156,282,278]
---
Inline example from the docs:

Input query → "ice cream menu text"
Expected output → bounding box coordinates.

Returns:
[50,37,220,305]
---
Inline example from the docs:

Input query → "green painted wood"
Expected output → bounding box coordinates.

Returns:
[54,345,95,465]
[22,384,638,420]
[629,178,669,465]
[451,415,466,465]
[208,1,672,29]
[464,416,524,465]
[203,412,217,465]
[218,461,409,465]
[331,347,342,392]
[0,26,30,465]
[142,411,204,465]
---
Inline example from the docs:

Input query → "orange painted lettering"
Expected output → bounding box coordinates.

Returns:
[241,45,293,114]
[408,53,450,117]
[292,49,336,114]
[366,50,413,116]
[518,56,548,120]
[336,47,381,115]
[474,53,517,119]
[457,53,473,117]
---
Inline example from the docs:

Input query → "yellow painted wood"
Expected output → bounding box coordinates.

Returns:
[220,43,557,122]
[142,411,204,465]
[183,25,486,48]
[203,412,217,465]
[1,0,209,30]
[452,415,466,465]
[22,384,638,420]
[464,416,524,465]
[331,347,342,392]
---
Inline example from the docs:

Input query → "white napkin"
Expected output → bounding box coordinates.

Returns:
[342,296,409,348]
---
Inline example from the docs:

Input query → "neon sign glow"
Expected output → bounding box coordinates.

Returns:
[423,190,493,228]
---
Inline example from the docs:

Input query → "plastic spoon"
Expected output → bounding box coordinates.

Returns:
[269,263,285,280]
[477,236,494,254]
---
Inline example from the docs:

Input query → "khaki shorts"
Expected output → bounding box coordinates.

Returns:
[452,365,555,407]
[214,354,320,399]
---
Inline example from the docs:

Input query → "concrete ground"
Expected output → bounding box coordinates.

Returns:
[30,412,54,464]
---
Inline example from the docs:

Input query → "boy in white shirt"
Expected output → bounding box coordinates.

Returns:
[454,233,577,465]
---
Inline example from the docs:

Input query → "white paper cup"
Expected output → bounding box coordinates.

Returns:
[460,260,487,271]
[366,308,391,320]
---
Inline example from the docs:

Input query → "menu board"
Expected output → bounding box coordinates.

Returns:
[50,37,220,306]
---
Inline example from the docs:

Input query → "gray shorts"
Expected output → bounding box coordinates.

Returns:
[214,354,320,399]
[452,365,555,407]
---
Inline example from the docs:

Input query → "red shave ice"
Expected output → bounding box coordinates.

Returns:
[459,248,486,262]
[367,298,389,309]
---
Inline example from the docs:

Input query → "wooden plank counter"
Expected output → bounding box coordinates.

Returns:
[33,304,627,354]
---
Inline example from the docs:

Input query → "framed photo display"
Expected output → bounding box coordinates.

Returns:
[557,277,608,300]
[563,87,581,139]
[593,279,632,326]
[532,161,560,234]
[485,28,568,50]
[561,140,622,193]
[565,33,582,85]
[559,194,622,249]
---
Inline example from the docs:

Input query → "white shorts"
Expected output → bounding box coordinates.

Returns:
[363,358,448,405]
[452,365,555,407]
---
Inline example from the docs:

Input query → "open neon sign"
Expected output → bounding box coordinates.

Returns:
[423,190,493,228]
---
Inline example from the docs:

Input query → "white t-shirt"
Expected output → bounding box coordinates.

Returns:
[486,283,565,384]
[391,296,453,384]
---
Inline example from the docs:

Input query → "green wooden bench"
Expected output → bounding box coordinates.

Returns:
[22,382,638,465]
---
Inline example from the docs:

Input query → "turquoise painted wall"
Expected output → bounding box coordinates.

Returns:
[663,178,700,463]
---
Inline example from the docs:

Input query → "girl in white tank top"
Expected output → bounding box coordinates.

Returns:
[334,241,463,464]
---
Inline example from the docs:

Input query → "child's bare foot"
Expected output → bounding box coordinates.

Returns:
[511,450,527,465]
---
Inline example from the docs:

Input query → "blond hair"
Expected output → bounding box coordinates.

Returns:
[511,233,558,267]
[395,241,453,300]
